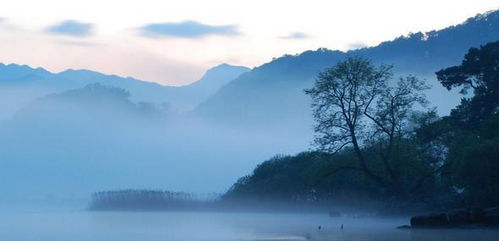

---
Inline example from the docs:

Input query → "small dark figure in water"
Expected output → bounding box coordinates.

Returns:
[318,225,321,230]
[341,224,344,230]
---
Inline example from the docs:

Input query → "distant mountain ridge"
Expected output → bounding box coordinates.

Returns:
[0,62,249,119]
[11,83,164,128]
[196,10,499,129]
[160,63,250,109]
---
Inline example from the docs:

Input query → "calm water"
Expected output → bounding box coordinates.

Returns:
[0,209,497,241]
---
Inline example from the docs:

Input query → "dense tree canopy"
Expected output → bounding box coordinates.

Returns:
[226,42,499,212]
[436,41,499,126]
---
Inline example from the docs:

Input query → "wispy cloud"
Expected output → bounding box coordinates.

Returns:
[56,40,102,47]
[0,17,24,32]
[45,20,93,37]
[138,20,240,38]
[280,32,309,39]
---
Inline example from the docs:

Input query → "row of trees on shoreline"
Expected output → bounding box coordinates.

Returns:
[90,190,204,211]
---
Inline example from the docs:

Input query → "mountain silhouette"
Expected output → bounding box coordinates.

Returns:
[196,10,499,130]
[0,62,248,119]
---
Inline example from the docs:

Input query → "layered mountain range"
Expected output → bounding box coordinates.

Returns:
[0,62,249,119]
[0,9,498,198]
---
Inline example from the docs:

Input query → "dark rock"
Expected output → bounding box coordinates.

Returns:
[410,207,499,228]
[411,213,450,228]
[484,207,499,226]
[485,207,499,215]
[471,208,486,223]
[448,210,472,225]
[397,225,411,229]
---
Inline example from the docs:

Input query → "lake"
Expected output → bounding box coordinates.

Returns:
[0,209,498,241]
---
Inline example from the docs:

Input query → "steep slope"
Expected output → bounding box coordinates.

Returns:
[159,63,250,109]
[197,10,499,129]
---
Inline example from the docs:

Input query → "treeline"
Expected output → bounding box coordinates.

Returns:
[90,190,209,211]
[89,189,338,212]
[225,41,499,213]
[90,41,499,214]
[223,150,456,213]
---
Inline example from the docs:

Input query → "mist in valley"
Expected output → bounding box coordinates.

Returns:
[1,5,499,241]
[0,83,311,205]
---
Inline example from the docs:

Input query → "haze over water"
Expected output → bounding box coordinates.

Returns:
[1,1,499,241]
[0,208,497,241]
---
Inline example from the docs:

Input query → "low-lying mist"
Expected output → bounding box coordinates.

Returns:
[0,84,313,206]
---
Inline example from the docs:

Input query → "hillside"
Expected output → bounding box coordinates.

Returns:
[196,10,499,129]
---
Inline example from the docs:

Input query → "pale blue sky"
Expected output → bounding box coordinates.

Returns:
[0,0,497,85]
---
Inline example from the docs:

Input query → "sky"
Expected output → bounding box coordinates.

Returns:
[0,0,497,86]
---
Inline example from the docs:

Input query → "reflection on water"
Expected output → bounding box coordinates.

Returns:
[0,209,497,241]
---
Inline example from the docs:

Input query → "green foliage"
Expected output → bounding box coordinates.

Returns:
[443,115,499,207]
[436,41,499,126]
[224,140,447,207]
[431,42,499,207]
[304,57,393,154]
[227,42,499,210]
[224,152,382,204]
[305,56,431,195]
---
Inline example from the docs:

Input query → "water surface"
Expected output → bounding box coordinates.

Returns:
[0,209,497,241]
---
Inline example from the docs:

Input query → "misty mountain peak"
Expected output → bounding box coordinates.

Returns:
[173,63,250,101]
[194,63,250,87]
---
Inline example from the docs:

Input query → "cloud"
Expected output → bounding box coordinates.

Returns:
[45,20,93,37]
[56,40,102,47]
[280,32,309,39]
[0,17,24,32]
[138,21,240,38]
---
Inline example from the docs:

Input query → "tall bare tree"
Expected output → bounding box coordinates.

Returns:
[305,56,429,189]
